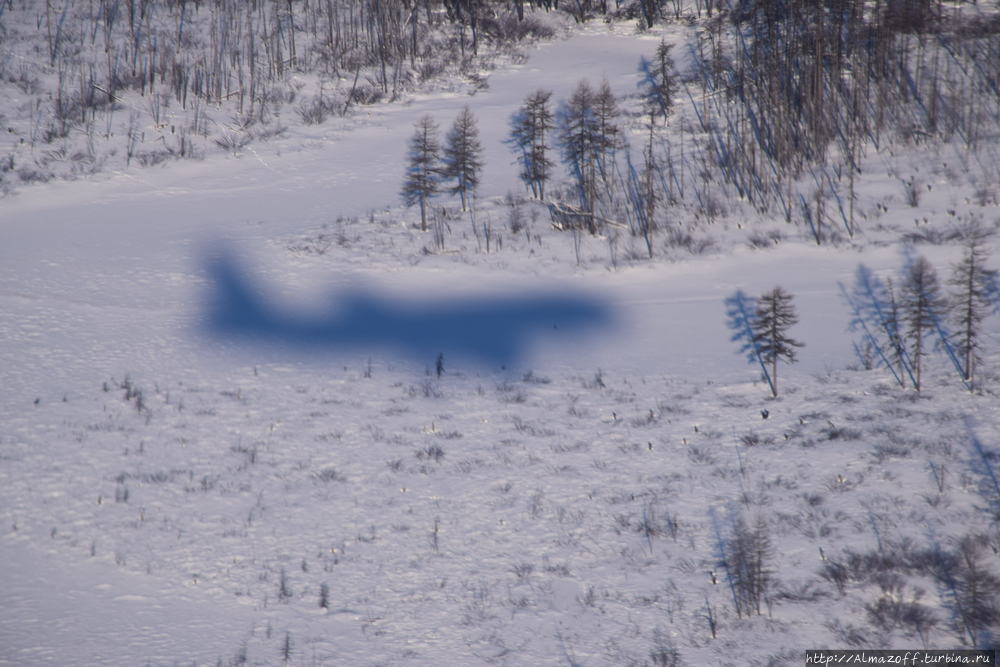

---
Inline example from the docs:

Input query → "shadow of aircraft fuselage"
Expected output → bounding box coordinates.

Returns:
[204,252,614,369]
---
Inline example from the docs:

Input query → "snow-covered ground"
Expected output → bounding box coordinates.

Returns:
[2,16,999,667]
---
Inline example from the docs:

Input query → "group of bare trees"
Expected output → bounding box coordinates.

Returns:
[494,4,997,259]
[507,76,666,253]
[1,0,560,189]
[512,4,999,261]
[845,227,999,392]
[722,514,773,619]
[401,107,484,230]
[506,78,626,235]
[682,1,1000,234]
[501,41,679,259]
[407,76,629,239]
[557,79,625,232]
[724,228,998,398]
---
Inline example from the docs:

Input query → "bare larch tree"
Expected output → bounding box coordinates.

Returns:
[442,105,484,211]
[401,115,442,231]
[901,255,946,392]
[949,225,998,391]
[752,286,804,397]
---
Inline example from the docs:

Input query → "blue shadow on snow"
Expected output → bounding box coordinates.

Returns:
[202,250,615,369]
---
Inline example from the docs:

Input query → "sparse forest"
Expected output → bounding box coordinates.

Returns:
[4,1,1000,665]
[382,0,1000,399]
[0,0,560,191]
[398,1,1000,280]
[527,0,1000,257]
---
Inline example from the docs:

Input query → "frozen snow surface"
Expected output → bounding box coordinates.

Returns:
[2,13,1000,667]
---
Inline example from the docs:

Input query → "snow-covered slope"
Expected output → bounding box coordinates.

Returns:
[2,14,999,667]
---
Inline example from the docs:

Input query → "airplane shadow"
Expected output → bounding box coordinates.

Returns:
[202,250,615,370]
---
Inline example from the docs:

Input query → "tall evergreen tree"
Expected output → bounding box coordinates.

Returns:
[592,78,622,186]
[507,89,554,200]
[508,106,534,196]
[401,115,442,231]
[631,42,675,258]
[949,226,998,391]
[442,106,484,211]
[752,286,804,397]
[901,255,946,392]
[526,90,554,200]
[555,79,620,232]
[557,79,599,231]
[639,40,675,122]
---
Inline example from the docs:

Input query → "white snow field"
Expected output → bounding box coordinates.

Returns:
[2,15,1000,667]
